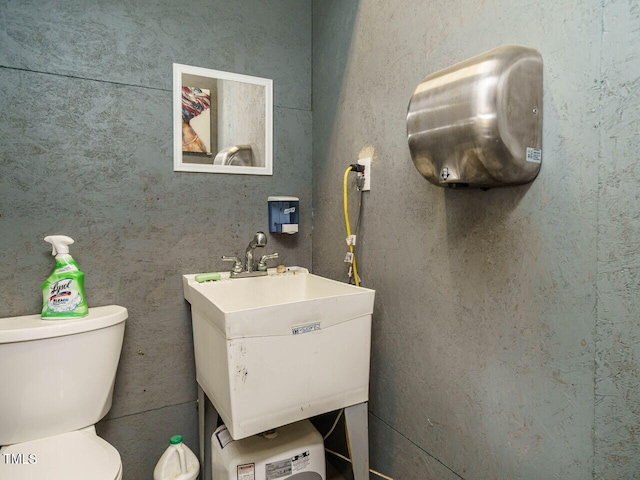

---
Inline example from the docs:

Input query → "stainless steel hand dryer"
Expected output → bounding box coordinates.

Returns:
[406,45,543,189]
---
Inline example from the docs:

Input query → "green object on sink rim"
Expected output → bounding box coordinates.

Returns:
[195,272,221,283]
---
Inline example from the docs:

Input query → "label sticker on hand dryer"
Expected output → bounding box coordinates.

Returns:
[526,147,542,163]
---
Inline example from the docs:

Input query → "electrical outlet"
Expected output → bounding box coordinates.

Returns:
[357,157,371,191]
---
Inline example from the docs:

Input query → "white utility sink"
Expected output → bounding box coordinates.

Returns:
[183,267,375,440]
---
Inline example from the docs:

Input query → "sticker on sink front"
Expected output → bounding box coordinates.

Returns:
[292,322,320,335]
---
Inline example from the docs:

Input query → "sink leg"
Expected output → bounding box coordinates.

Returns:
[198,383,219,480]
[198,384,205,468]
[344,402,369,480]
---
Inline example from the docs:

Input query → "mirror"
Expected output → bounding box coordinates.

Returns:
[173,63,273,175]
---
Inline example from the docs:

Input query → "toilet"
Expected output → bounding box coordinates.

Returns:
[0,305,127,480]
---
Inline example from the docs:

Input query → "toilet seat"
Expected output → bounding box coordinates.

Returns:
[0,428,122,480]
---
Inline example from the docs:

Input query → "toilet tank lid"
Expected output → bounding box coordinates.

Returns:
[0,305,127,344]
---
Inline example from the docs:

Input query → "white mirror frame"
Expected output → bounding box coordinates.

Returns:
[173,63,273,175]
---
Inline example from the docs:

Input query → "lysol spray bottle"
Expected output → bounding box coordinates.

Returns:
[41,235,88,319]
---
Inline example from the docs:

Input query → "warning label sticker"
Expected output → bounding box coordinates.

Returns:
[238,463,255,480]
[265,451,312,479]
[292,451,311,472]
[215,426,233,449]
[266,458,292,479]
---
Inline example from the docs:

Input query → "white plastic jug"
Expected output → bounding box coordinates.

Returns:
[153,435,200,480]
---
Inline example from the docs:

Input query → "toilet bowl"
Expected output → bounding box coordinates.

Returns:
[0,305,127,479]
[0,426,122,480]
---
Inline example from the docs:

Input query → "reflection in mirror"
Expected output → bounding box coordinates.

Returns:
[173,64,273,175]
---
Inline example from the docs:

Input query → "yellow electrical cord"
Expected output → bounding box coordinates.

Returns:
[343,166,360,286]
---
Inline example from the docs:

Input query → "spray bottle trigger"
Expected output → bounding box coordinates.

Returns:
[44,235,74,256]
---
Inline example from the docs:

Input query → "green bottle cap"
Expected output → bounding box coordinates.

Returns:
[170,435,183,445]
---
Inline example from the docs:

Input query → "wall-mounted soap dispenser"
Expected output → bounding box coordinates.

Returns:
[406,45,543,189]
[268,196,299,234]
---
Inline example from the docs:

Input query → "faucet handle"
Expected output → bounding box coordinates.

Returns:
[257,253,279,272]
[221,255,243,273]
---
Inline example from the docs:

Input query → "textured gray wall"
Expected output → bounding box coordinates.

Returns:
[595,1,640,478]
[3,0,639,478]
[312,0,638,479]
[0,1,311,478]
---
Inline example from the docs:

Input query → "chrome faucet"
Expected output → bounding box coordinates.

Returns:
[245,231,267,272]
[222,231,278,278]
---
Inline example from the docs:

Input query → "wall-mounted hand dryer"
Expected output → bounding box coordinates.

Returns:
[406,45,543,189]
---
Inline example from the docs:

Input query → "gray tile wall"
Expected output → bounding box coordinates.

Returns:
[312,0,637,478]
[0,1,312,478]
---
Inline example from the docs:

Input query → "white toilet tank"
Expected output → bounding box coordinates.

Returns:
[0,305,127,445]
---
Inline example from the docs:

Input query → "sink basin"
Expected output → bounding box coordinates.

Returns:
[183,267,375,439]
